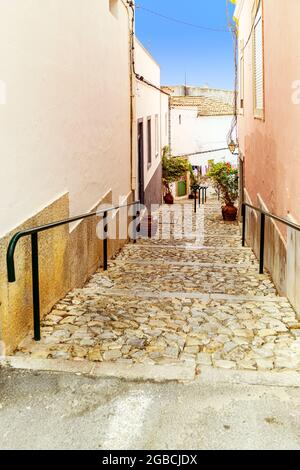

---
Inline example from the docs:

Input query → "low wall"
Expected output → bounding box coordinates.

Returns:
[0,190,133,354]
[244,190,300,317]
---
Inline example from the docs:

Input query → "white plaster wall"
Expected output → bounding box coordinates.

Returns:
[135,39,160,87]
[0,0,132,237]
[171,108,235,166]
[161,94,170,150]
[135,39,168,189]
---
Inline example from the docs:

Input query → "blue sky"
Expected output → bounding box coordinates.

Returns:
[135,0,235,90]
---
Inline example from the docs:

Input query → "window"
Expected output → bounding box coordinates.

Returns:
[155,115,159,157]
[253,0,264,118]
[179,114,182,125]
[147,117,152,166]
[109,0,118,18]
[239,39,244,112]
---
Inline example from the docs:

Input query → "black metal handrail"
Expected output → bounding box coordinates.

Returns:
[6,200,140,341]
[193,185,208,213]
[242,202,300,274]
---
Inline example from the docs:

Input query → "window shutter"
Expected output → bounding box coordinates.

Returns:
[254,3,264,111]
[239,40,244,109]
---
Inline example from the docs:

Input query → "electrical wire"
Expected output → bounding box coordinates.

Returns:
[226,0,238,150]
[175,148,233,158]
[225,0,262,151]
[136,4,231,33]
[241,0,261,53]
[127,1,170,96]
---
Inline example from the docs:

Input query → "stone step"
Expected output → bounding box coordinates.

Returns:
[154,225,240,237]
[119,245,256,265]
[112,259,258,270]
[16,196,300,375]
[95,263,277,297]
[17,290,299,372]
[135,237,242,248]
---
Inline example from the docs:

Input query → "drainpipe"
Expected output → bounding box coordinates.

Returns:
[168,96,172,154]
[124,0,137,196]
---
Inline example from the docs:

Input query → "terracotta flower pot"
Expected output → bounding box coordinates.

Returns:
[164,192,174,205]
[222,204,238,222]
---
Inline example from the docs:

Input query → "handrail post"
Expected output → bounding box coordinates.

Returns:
[137,202,141,238]
[103,211,108,271]
[31,233,41,341]
[194,190,197,213]
[259,212,265,274]
[198,185,201,206]
[242,203,246,247]
[133,202,137,244]
[202,187,205,205]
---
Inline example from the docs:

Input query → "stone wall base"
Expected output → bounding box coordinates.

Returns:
[0,191,133,354]
[244,190,300,317]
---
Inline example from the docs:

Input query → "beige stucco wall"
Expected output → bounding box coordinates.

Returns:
[1,190,133,354]
[236,0,300,315]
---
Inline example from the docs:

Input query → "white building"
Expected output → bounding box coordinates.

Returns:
[165,87,236,171]
[0,0,169,353]
[135,39,169,208]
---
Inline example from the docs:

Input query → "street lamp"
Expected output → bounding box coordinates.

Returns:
[228,140,237,154]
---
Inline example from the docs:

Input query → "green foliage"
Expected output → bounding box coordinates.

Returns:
[207,162,239,206]
[162,147,190,193]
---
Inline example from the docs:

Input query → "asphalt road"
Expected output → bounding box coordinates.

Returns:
[1,367,300,450]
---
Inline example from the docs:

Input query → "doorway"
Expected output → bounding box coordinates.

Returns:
[138,120,145,205]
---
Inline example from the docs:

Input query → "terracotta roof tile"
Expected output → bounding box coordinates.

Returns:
[170,96,234,116]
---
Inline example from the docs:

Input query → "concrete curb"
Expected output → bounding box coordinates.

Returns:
[0,356,195,383]
[197,366,300,388]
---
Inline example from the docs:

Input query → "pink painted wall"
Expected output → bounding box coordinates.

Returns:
[236,0,300,230]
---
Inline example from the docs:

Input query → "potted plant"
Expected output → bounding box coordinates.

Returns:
[188,165,198,199]
[162,147,190,204]
[207,162,239,221]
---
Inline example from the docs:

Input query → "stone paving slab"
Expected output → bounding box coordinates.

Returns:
[118,246,258,265]
[16,292,300,372]
[14,195,300,376]
[98,263,277,297]
[114,259,256,270]
[136,237,243,248]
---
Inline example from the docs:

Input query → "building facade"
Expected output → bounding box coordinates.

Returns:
[168,91,235,169]
[163,87,236,184]
[234,0,300,314]
[135,39,169,209]
[0,1,168,353]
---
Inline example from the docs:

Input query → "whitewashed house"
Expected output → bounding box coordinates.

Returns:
[164,86,236,172]
[135,39,169,209]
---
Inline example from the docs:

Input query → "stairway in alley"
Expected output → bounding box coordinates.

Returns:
[17,194,300,372]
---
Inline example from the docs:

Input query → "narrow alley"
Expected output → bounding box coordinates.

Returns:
[14,193,300,375]
[2,0,300,454]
